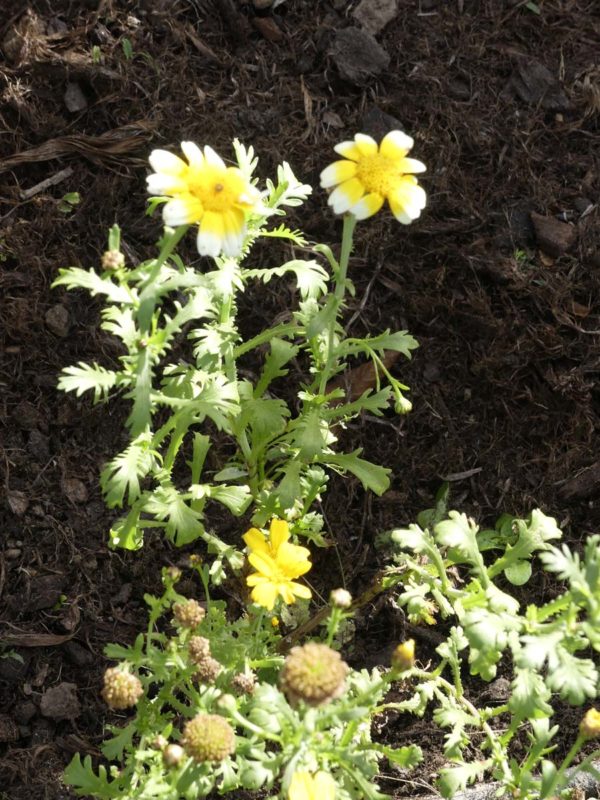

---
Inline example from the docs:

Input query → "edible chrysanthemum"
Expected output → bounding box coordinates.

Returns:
[280,642,348,707]
[147,142,260,257]
[288,771,336,800]
[320,131,426,223]
[180,713,236,762]
[244,519,312,611]
[101,667,144,710]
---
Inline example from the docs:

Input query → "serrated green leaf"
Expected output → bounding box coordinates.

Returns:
[276,460,303,510]
[508,668,552,720]
[438,761,491,799]
[58,362,118,403]
[109,506,144,550]
[102,722,135,760]
[306,295,338,339]
[52,267,132,303]
[101,432,156,507]
[63,754,116,798]
[255,337,299,396]
[324,450,390,495]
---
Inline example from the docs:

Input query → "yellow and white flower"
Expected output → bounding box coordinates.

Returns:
[147,141,260,258]
[320,131,426,224]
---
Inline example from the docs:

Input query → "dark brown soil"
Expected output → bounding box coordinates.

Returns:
[1,0,600,798]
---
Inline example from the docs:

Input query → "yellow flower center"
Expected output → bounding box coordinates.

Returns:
[187,165,245,213]
[355,154,400,197]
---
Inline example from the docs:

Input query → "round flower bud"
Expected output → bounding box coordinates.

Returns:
[151,735,168,750]
[391,639,415,672]
[163,743,185,767]
[189,554,202,566]
[280,642,348,707]
[216,693,237,713]
[195,655,222,684]
[231,671,256,695]
[101,667,144,709]
[101,249,125,271]
[180,713,235,762]
[165,566,182,582]
[188,636,211,665]
[330,588,352,609]
[580,708,600,738]
[394,395,413,415]
[173,599,205,628]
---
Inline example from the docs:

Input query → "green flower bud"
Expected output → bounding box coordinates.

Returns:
[280,642,348,707]
[394,395,413,415]
[151,735,168,750]
[180,714,235,762]
[173,599,205,628]
[101,249,125,271]
[101,667,143,709]
[216,693,238,713]
[391,639,415,672]
[162,743,184,766]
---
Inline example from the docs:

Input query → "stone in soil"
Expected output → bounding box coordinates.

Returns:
[329,27,390,85]
[530,211,577,257]
[40,682,81,720]
[44,304,70,337]
[353,0,398,35]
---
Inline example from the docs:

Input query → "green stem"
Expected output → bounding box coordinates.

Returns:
[318,214,357,396]
[137,225,188,332]
[233,322,298,358]
[548,735,586,796]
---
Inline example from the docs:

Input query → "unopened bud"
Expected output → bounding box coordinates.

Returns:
[330,588,352,609]
[391,639,415,672]
[580,708,600,738]
[165,566,182,582]
[101,249,125,271]
[216,693,237,713]
[188,636,211,664]
[394,395,413,415]
[280,642,348,707]
[101,667,144,709]
[231,671,256,695]
[180,714,235,762]
[195,655,221,684]
[151,735,168,750]
[163,743,184,767]
[173,599,205,628]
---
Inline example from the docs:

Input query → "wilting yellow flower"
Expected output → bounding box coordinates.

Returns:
[320,131,426,223]
[244,519,312,610]
[147,142,260,257]
[288,771,336,800]
[580,708,600,738]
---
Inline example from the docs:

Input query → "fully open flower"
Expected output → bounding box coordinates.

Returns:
[147,142,260,257]
[243,519,312,610]
[320,131,426,223]
[288,771,336,800]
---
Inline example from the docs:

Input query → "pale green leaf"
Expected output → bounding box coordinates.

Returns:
[52,267,133,304]
[324,450,391,496]
[58,362,118,403]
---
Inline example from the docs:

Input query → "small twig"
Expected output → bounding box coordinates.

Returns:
[19,165,74,200]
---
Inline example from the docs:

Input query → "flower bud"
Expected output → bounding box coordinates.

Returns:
[162,743,184,767]
[280,642,348,707]
[330,588,352,609]
[271,616,280,628]
[394,395,413,415]
[231,671,256,695]
[195,655,221,684]
[165,566,182,582]
[188,636,211,665]
[391,639,415,672]
[189,554,202,566]
[216,693,237,713]
[580,708,600,738]
[151,735,168,750]
[101,667,144,709]
[180,714,235,762]
[101,249,125,271]
[173,599,205,628]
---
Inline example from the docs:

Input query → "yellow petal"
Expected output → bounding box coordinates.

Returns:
[251,581,279,610]
[196,210,225,257]
[246,572,265,586]
[248,551,279,578]
[290,581,312,600]
[328,177,365,215]
[353,133,378,157]
[279,582,298,605]
[380,130,414,160]
[333,140,362,161]
[288,772,313,800]
[149,149,188,176]
[319,159,357,189]
[243,528,269,554]
[349,192,384,220]
[269,519,290,553]
[163,196,203,226]
[276,542,312,577]
[314,772,336,800]
[389,179,426,224]
[399,157,426,174]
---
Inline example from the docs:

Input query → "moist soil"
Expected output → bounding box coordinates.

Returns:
[1,1,600,798]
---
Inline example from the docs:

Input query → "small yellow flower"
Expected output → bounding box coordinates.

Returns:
[320,131,426,223]
[147,141,260,258]
[391,639,416,672]
[580,708,600,738]
[244,519,312,611]
[271,616,280,628]
[288,771,336,800]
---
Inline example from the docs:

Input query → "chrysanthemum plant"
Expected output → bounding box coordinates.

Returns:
[376,501,600,799]
[53,134,421,569]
